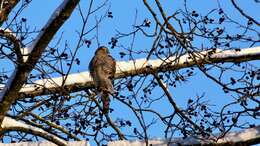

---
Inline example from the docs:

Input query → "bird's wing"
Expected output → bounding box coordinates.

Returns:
[107,54,116,77]
[99,56,115,76]
[88,57,96,78]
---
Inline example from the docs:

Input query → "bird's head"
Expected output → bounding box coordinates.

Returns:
[95,46,110,55]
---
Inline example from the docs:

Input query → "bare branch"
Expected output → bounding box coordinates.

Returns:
[29,113,80,141]
[153,73,206,136]
[89,94,126,140]
[0,0,20,26]
[230,0,260,26]
[108,126,260,145]
[0,0,79,128]
[1,117,68,146]
[0,28,22,63]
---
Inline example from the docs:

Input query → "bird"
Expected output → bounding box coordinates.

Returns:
[89,46,116,114]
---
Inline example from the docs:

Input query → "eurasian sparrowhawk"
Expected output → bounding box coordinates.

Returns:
[89,46,116,114]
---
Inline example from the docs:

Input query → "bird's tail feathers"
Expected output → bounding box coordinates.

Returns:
[101,92,110,114]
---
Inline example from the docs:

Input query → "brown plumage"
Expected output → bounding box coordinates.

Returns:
[89,46,116,114]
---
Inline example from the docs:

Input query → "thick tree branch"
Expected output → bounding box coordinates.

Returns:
[108,125,260,146]
[1,117,68,146]
[0,0,20,26]
[0,0,79,127]
[0,28,23,63]
[18,46,260,97]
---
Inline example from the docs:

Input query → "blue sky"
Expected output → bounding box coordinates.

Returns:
[1,0,259,144]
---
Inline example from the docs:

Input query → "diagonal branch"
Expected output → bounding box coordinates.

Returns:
[0,28,23,63]
[0,0,20,26]
[153,73,206,135]
[1,117,68,146]
[29,113,80,141]
[0,0,79,126]
[230,0,260,26]
[89,94,126,140]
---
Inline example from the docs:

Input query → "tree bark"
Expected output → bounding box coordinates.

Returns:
[18,46,260,97]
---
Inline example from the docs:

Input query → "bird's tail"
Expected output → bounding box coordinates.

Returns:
[101,92,110,114]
